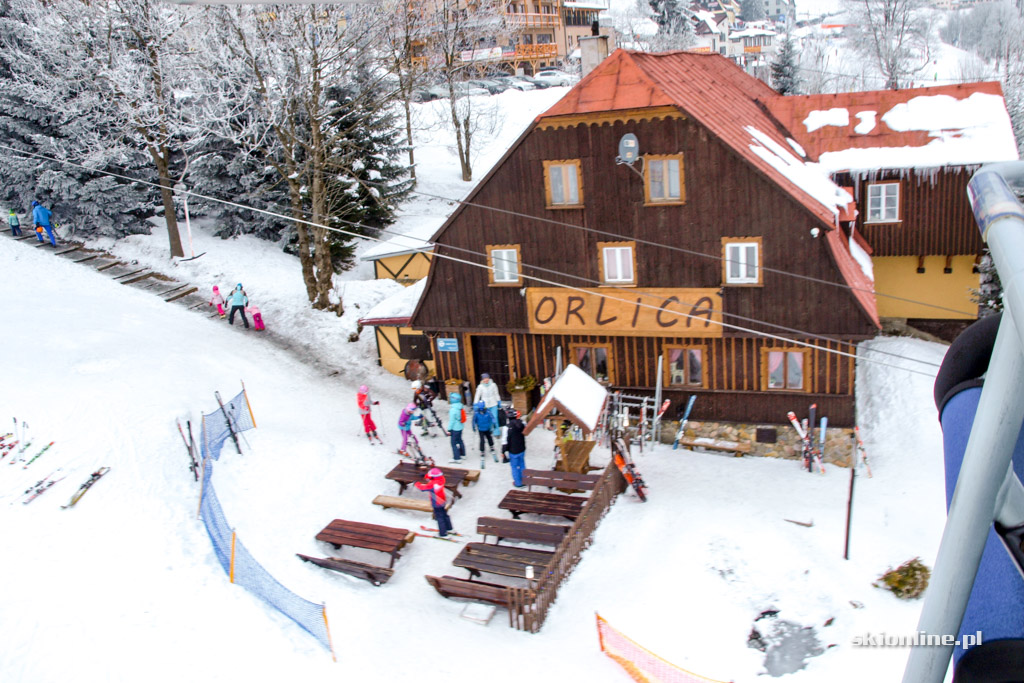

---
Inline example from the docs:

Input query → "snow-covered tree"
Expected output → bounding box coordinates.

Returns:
[771,33,800,94]
[739,0,766,21]
[646,0,696,50]
[844,0,934,89]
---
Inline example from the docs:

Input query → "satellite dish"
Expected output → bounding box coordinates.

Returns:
[617,133,639,164]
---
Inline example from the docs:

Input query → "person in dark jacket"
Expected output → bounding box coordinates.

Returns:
[505,408,527,487]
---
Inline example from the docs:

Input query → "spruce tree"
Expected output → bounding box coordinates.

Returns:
[771,34,801,95]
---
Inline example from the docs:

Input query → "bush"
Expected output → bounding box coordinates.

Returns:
[874,557,931,599]
[506,375,537,393]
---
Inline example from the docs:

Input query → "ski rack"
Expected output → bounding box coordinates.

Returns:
[602,392,658,454]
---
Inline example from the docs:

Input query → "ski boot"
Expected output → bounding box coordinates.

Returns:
[490,448,499,463]
[373,431,384,445]
[480,450,486,469]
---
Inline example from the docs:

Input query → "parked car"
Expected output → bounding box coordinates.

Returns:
[519,75,551,89]
[533,69,573,87]
[493,75,536,91]
[411,87,441,103]
[468,79,508,95]
[452,81,490,98]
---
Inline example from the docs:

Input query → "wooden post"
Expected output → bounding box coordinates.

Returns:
[844,459,856,560]
[230,530,237,583]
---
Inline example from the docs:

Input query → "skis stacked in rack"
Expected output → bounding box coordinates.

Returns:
[787,404,826,474]
[672,395,698,450]
[62,467,111,509]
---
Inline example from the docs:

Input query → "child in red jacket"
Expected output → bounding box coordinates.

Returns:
[357,386,383,445]
[415,468,452,537]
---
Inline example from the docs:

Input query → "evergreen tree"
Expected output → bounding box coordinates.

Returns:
[740,0,766,21]
[771,34,800,94]
[646,0,695,50]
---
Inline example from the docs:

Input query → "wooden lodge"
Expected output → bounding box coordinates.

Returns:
[409,50,884,427]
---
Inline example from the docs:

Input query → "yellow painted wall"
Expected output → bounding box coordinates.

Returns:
[874,256,979,319]
[372,252,433,285]
[374,326,436,377]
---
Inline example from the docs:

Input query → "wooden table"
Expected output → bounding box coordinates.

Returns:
[497,489,588,521]
[452,542,556,580]
[315,519,415,568]
[385,461,468,500]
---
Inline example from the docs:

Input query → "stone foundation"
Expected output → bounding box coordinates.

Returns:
[661,419,856,466]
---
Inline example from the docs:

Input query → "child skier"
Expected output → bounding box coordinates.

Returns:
[414,468,453,537]
[397,402,422,457]
[357,385,383,445]
[247,303,265,331]
[472,400,497,465]
[209,285,226,317]
[8,209,21,236]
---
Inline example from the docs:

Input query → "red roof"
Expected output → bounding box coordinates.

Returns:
[771,81,1007,159]
[537,49,879,327]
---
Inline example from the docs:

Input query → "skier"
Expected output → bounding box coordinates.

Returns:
[8,208,21,236]
[506,408,527,488]
[411,380,431,436]
[247,303,265,331]
[414,467,452,537]
[397,402,421,457]
[473,373,501,437]
[472,400,497,460]
[447,393,466,463]
[497,403,510,463]
[30,200,56,247]
[357,385,382,445]
[226,283,249,328]
[209,285,226,318]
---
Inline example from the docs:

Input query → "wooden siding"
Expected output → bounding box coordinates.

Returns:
[431,332,858,426]
[839,167,983,257]
[414,115,876,338]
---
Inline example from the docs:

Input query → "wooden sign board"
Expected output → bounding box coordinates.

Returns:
[525,287,723,337]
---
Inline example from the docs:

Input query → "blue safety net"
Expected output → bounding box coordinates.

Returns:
[201,389,256,461]
[197,394,332,655]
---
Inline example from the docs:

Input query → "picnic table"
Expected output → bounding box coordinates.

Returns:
[452,542,556,580]
[314,518,415,568]
[385,461,473,501]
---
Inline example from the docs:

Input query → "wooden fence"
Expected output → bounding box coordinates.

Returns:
[506,460,627,632]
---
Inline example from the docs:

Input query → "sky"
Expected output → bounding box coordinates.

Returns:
[0,82,963,682]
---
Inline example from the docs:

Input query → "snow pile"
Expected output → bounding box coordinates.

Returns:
[529,364,608,433]
[803,107,850,133]
[361,278,426,323]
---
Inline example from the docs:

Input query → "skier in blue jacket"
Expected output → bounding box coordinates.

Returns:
[31,201,56,246]
[226,284,249,328]
[447,393,466,462]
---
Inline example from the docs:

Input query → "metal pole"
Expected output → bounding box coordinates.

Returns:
[654,354,663,443]
[844,464,854,560]
[903,165,1024,682]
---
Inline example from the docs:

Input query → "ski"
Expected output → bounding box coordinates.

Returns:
[413,532,462,543]
[672,395,698,450]
[176,419,199,481]
[9,440,33,466]
[815,416,828,474]
[854,426,873,478]
[420,526,465,537]
[22,470,66,504]
[61,467,111,509]
[0,440,18,457]
[612,437,647,502]
[23,441,55,469]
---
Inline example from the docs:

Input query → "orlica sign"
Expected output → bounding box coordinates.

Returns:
[525,288,723,337]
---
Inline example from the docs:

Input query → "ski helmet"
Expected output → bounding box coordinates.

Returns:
[31,200,39,207]
[411,380,423,390]
[475,401,486,411]
[212,285,219,292]
[427,468,443,479]
[406,403,417,413]
[358,385,368,394]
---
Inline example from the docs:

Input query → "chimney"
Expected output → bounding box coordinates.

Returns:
[579,35,610,78]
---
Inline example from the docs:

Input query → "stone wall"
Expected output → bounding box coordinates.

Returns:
[661,419,856,466]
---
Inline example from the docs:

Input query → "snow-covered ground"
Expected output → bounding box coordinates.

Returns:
[2,86,957,682]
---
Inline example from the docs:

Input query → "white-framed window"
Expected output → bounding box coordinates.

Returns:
[486,244,521,285]
[544,159,583,208]
[866,182,899,223]
[723,238,761,285]
[764,349,807,391]
[645,154,684,204]
[599,241,636,285]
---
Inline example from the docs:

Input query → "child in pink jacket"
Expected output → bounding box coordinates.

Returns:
[247,304,265,331]
[209,286,225,317]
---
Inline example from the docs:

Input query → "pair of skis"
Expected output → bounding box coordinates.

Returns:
[19,466,111,506]
[787,405,826,474]
[672,395,698,450]
[176,419,200,481]
[612,437,647,502]
[416,526,464,543]
[61,467,111,508]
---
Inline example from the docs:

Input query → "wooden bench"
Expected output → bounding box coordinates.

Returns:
[522,468,600,493]
[497,489,587,521]
[297,554,395,586]
[452,542,556,580]
[373,494,452,513]
[314,518,415,567]
[477,516,569,547]
[425,575,511,607]
[677,436,751,456]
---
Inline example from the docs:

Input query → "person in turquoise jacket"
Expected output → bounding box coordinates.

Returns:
[226,283,249,328]
[447,393,466,463]
[8,209,21,236]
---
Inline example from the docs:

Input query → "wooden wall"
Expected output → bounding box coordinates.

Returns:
[839,167,983,257]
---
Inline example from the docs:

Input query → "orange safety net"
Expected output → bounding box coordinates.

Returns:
[596,613,732,683]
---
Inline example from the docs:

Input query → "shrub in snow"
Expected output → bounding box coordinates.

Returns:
[874,557,931,599]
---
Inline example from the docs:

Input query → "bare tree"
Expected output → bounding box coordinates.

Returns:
[379,0,430,183]
[844,0,934,89]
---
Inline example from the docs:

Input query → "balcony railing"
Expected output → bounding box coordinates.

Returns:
[504,12,561,28]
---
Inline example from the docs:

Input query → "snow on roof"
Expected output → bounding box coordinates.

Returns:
[849,232,874,282]
[524,364,607,435]
[359,215,440,261]
[359,278,426,325]
[746,126,852,216]
[803,108,849,133]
